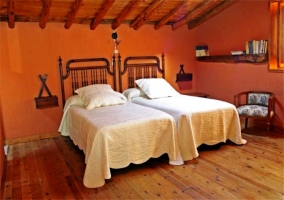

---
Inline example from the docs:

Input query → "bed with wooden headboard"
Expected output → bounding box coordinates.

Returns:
[118,54,165,92]
[119,54,247,161]
[57,55,183,188]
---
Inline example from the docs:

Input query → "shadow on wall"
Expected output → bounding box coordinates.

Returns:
[177,81,192,91]
[0,97,5,190]
[274,97,284,131]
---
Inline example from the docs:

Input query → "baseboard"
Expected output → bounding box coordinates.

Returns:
[4,132,61,145]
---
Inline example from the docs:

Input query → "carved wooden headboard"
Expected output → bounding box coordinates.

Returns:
[58,55,117,106]
[118,54,165,92]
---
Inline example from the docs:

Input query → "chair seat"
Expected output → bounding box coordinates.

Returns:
[237,105,268,117]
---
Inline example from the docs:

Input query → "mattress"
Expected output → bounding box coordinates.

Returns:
[131,95,247,160]
[58,102,183,188]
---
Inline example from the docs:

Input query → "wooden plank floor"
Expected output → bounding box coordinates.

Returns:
[1,127,283,199]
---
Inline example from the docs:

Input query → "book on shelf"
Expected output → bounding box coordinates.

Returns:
[195,45,209,57]
[245,39,268,54]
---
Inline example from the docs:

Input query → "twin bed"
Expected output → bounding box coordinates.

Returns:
[58,54,246,188]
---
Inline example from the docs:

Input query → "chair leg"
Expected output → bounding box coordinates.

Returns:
[245,118,248,129]
[267,121,271,133]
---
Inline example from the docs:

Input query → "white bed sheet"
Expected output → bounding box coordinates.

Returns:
[130,95,247,160]
[58,101,183,188]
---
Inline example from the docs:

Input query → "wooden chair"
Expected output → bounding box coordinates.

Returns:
[234,91,275,133]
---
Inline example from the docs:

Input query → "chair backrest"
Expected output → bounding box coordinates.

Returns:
[247,92,271,106]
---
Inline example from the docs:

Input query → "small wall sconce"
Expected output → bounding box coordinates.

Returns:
[111,30,121,54]
[176,64,192,82]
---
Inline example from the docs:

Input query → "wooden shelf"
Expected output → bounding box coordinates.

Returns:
[196,53,268,63]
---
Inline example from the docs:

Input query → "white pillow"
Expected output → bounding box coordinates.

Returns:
[122,88,147,101]
[83,90,127,110]
[75,84,113,97]
[135,78,180,99]
[64,95,84,111]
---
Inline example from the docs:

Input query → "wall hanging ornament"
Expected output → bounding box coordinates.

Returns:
[34,74,58,109]
[111,30,120,54]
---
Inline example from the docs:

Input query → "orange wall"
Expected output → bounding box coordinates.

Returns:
[0,120,3,191]
[0,0,283,143]
[0,23,194,140]
[192,0,284,129]
[0,0,283,184]
[0,58,4,189]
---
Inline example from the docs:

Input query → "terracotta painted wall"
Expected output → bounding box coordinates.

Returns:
[0,23,194,140]
[0,0,283,183]
[192,0,284,129]
[0,0,283,144]
[0,133,3,190]
[0,62,4,189]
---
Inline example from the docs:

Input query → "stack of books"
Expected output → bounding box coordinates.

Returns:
[195,45,209,57]
[245,40,268,54]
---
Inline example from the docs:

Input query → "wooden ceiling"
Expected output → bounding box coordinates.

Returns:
[0,0,238,31]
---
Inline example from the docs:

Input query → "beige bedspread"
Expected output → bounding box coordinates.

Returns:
[58,102,183,188]
[131,95,247,160]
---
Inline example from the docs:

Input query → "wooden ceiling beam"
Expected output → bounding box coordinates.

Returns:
[7,0,15,28]
[133,0,166,30]
[90,0,115,30]
[172,0,222,31]
[154,0,191,30]
[64,0,84,29]
[39,0,52,29]
[187,0,238,30]
[112,0,142,30]
[1,0,239,31]
[130,0,164,29]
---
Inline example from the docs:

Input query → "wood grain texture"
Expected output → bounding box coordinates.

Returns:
[269,1,284,71]
[39,0,52,29]
[155,0,192,30]
[187,0,238,30]
[112,0,143,30]
[172,0,222,31]
[7,0,15,28]
[196,54,268,63]
[1,128,283,199]
[64,0,84,29]
[4,132,60,146]
[132,0,166,30]
[90,0,115,30]
[0,0,239,31]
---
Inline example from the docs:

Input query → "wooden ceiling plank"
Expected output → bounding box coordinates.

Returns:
[154,0,192,30]
[112,0,142,30]
[64,0,84,29]
[7,0,15,28]
[187,0,238,30]
[130,0,165,28]
[0,0,240,31]
[39,0,52,29]
[133,0,166,30]
[90,0,115,30]
[172,0,223,31]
